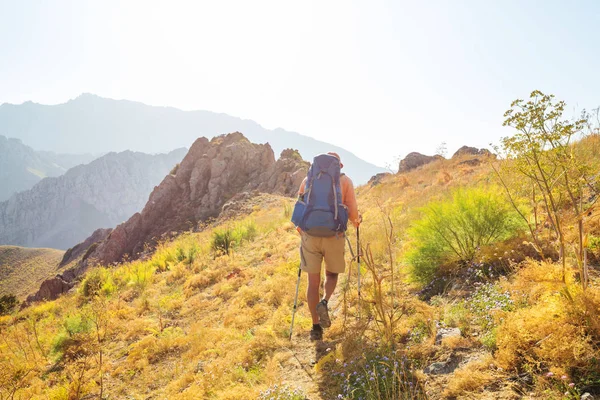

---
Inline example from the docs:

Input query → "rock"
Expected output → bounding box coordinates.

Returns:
[398,152,441,173]
[435,327,462,345]
[59,228,112,267]
[452,146,493,158]
[581,393,594,400]
[25,275,73,303]
[458,158,482,167]
[368,172,391,186]
[257,149,309,196]
[423,354,461,375]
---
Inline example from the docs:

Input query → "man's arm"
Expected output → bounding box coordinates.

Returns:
[298,177,307,196]
[342,176,360,227]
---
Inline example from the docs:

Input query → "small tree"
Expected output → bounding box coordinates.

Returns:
[435,141,448,158]
[0,294,18,315]
[497,90,599,287]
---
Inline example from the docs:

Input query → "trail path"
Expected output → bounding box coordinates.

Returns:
[276,290,349,400]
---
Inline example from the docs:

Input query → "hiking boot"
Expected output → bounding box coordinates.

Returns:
[310,325,323,341]
[316,299,331,328]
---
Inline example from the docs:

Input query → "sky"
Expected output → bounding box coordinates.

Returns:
[1,0,599,168]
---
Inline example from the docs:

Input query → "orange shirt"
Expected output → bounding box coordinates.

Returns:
[298,174,360,228]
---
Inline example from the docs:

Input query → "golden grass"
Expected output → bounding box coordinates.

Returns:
[443,354,497,398]
[0,245,65,299]
[2,143,599,399]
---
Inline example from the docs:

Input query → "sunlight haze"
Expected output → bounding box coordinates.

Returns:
[1,0,599,167]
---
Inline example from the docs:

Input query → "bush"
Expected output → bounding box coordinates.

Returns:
[0,294,18,315]
[212,228,234,256]
[80,268,117,298]
[406,187,523,284]
[335,351,426,400]
[211,221,257,256]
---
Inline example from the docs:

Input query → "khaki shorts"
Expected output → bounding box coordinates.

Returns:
[300,232,346,274]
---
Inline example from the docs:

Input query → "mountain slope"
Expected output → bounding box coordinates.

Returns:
[1,140,599,399]
[0,148,186,250]
[0,246,64,299]
[0,135,97,201]
[0,94,385,184]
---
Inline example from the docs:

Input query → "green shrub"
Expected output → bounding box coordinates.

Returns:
[0,294,18,315]
[336,351,426,399]
[406,187,523,284]
[63,313,91,336]
[283,201,292,218]
[81,269,103,298]
[51,313,92,356]
[80,268,116,298]
[211,228,235,256]
[211,221,258,256]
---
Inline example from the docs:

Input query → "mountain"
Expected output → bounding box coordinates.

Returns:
[0,94,385,184]
[0,245,64,300]
[0,135,97,201]
[0,148,186,250]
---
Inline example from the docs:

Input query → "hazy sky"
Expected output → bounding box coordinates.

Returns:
[1,1,599,167]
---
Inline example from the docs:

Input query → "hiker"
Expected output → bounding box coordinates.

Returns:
[292,152,360,340]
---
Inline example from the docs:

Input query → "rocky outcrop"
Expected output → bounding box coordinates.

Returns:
[0,148,186,249]
[59,228,112,267]
[84,132,308,266]
[398,152,442,173]
[257,149,308,195]
[452,146,493,158]
[25,275,73,303]
[368,172,392,186]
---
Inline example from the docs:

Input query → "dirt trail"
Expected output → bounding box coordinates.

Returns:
[276,287,350,400]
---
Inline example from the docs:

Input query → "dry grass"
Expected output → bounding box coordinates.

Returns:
[444,354,498,398]
[0,245,65,299]
[1,142,599,399]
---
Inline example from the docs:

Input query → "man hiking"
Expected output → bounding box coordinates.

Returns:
[291,152,360,340]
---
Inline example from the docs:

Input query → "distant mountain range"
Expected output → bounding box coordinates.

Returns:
[0,135,97,201]
[0,94,385,184]
[0,148,186,250]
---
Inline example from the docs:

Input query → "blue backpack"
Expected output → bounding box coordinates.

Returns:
[291,154,349,236]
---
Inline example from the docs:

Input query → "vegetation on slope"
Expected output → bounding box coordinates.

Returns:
[0,246,65,300]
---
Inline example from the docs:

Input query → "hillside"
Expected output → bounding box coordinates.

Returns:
[0,148,186,250]
[0,135,96,201]
[0,246,64,300]
[0,94,385,184]
[1,101,599,399]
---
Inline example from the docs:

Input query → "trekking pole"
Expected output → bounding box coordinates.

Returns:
[357,225,361,314]
[289,266,302,340]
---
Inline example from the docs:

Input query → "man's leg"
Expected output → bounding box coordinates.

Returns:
[307,272,321,325]
[323,271,339,302]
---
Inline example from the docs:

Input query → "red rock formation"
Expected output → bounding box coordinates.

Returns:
[87,132,308,265]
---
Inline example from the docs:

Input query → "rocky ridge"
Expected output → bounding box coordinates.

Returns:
[0,148,186,250]
[0,135,90,202]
